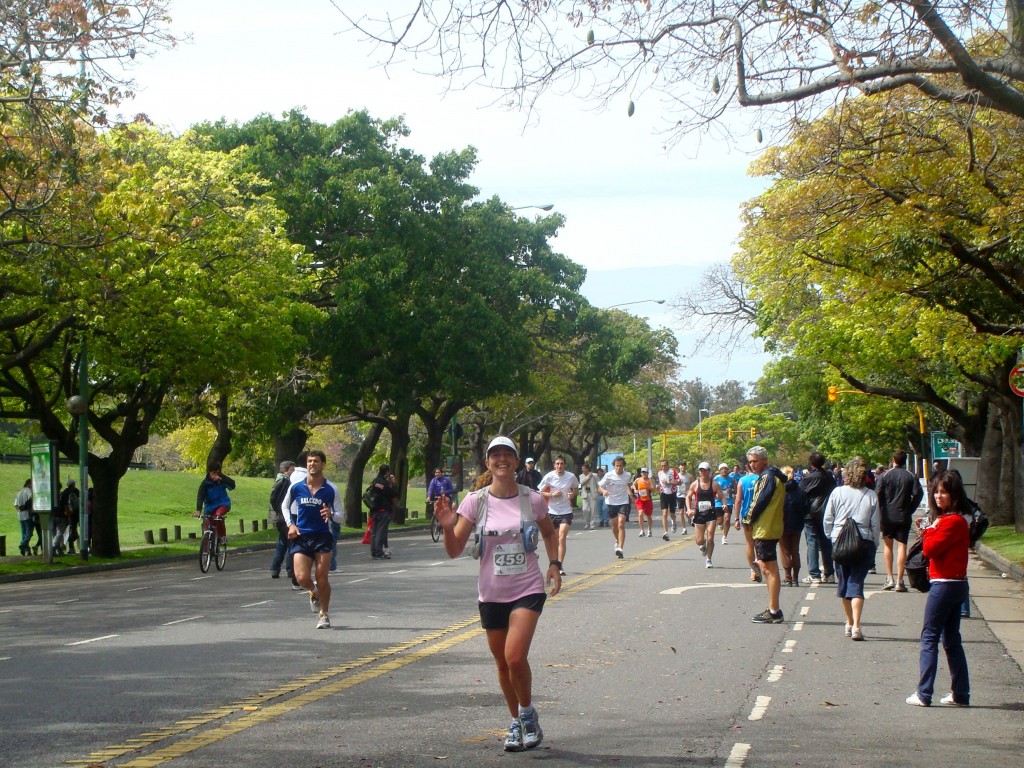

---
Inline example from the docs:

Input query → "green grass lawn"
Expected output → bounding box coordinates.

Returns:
[0,462,429,574]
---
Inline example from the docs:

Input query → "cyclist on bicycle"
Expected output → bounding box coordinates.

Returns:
[426,467,455,518]
[196,463,235,537]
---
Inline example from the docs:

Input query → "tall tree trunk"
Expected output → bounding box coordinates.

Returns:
[274,425,307,469]
[203,393,233,470]
[387,411,413,510]
[417,399,463,485]
[88,457,123,558]
[344,422,384,528]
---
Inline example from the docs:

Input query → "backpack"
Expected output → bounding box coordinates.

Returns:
[470,484,538,559]
[362,485,377,510]
[966,502,989,545]
[905,536,930,592]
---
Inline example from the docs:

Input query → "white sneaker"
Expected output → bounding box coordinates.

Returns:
[680,527,687,535]
[639,531,645,538]
[940,693,969,707]
[906,692,930,707]
[662,533,670,541]
[316,612,330,629]
[705,558,713,568]
[615,547,624,559]
[721,536,728,545]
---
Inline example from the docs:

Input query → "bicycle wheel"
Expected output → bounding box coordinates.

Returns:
[215,534,227,570]
[199,530,212,573]
[430,517,441,543]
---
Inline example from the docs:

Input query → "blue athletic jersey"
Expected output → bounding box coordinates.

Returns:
[283,479,342,535]
[713,475,735,507]
[737,473,759,522]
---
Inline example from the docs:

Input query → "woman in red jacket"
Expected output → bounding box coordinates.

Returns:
[906,471,971,707]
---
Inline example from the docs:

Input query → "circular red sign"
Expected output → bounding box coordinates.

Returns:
[1010,365,1024,397]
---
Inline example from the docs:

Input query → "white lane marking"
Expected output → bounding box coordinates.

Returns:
[793,621,805,631]
[346,578,369,584]
[56,598,79,604]
[661,583,764,595]
[190,576,212,581]
[748,696,771,720]
[800,606,810,616]
[766,665,785,682]
[725,743,751,768]
[0,608,12,613]
[237,568,259,573]
[429,562,446,566]
[66,634,119,646]
[163,616,204,626]
[782,639,797,653]
[0,656,12,661]
[805,592,816,600]
[127,586,150,592]
[388,570,407,574]
[241,600,272,608]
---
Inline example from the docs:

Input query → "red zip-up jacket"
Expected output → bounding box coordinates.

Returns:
[922,512,969,581]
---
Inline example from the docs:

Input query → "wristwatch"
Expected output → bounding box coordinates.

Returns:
[549,560,562,570]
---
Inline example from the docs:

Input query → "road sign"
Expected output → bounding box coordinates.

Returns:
[1010,364,1024,397]
[931,431,961,459]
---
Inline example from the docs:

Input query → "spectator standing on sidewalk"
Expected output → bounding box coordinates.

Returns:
[269,461,296,580]
[906,471,971,707]
[578,463,599,530]
[14,479,33,556]
[367,465,399,560]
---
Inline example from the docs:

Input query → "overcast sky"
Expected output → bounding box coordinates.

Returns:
[120,0,773,386]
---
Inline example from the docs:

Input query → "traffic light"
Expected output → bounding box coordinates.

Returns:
[728,428,734,440]
[750,427,757,438]
[827,386,838,402]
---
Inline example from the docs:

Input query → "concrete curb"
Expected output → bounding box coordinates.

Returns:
[0,526,428,585]
[975,540,1024,582]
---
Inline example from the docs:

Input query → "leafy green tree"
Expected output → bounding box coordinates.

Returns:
[0,126,314,556]
[737,92,1024,526]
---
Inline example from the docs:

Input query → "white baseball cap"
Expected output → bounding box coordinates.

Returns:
[525,457,535,463]
[698,461,711,470]
[718,463,729,470]
[486,436,518,457]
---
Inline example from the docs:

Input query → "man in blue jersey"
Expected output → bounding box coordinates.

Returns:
[714,463,737,545]
[734,463,761,583]
[283,450,343,629]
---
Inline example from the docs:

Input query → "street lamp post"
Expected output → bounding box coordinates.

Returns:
[698,408,711,446]
[512,204,554,212]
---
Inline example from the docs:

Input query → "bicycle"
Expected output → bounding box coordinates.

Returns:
[196,513,228,573]
[428,494,457,543]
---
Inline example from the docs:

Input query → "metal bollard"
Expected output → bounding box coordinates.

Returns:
[174,525,182,540]
[144,530,154,545]
[158,528,168,543]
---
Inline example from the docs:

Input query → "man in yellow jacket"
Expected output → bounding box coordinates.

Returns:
[747,446,787,624]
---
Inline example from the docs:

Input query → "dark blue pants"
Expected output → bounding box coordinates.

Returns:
[270,520,293,577]
[917,580,970,705]
[371,509,391,558]
[803,513,834,578]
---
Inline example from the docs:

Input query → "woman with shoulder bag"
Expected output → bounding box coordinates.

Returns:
[906,471,971,707]
[823,457,880,641]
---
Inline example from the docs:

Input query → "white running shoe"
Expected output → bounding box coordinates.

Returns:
[316,612,330,629]
[705,558,713,568]
[615,547,624,559]
[721,536,728,545]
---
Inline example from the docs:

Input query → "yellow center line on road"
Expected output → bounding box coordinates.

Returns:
[66,539,689,767]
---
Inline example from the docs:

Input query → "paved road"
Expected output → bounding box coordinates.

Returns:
[1,523,1022,768]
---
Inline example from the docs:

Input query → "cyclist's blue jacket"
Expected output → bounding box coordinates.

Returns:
[282,479,343,535]
[197,474,235,514]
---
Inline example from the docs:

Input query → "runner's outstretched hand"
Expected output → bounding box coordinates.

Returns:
[433,494,457,530]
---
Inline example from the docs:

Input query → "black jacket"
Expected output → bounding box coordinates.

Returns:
[799,468,836,519]
[876,467,923,525]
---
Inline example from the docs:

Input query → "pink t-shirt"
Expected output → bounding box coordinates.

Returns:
[457,487,549,603]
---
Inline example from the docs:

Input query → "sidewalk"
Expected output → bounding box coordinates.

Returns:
[971,542,1024,670]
